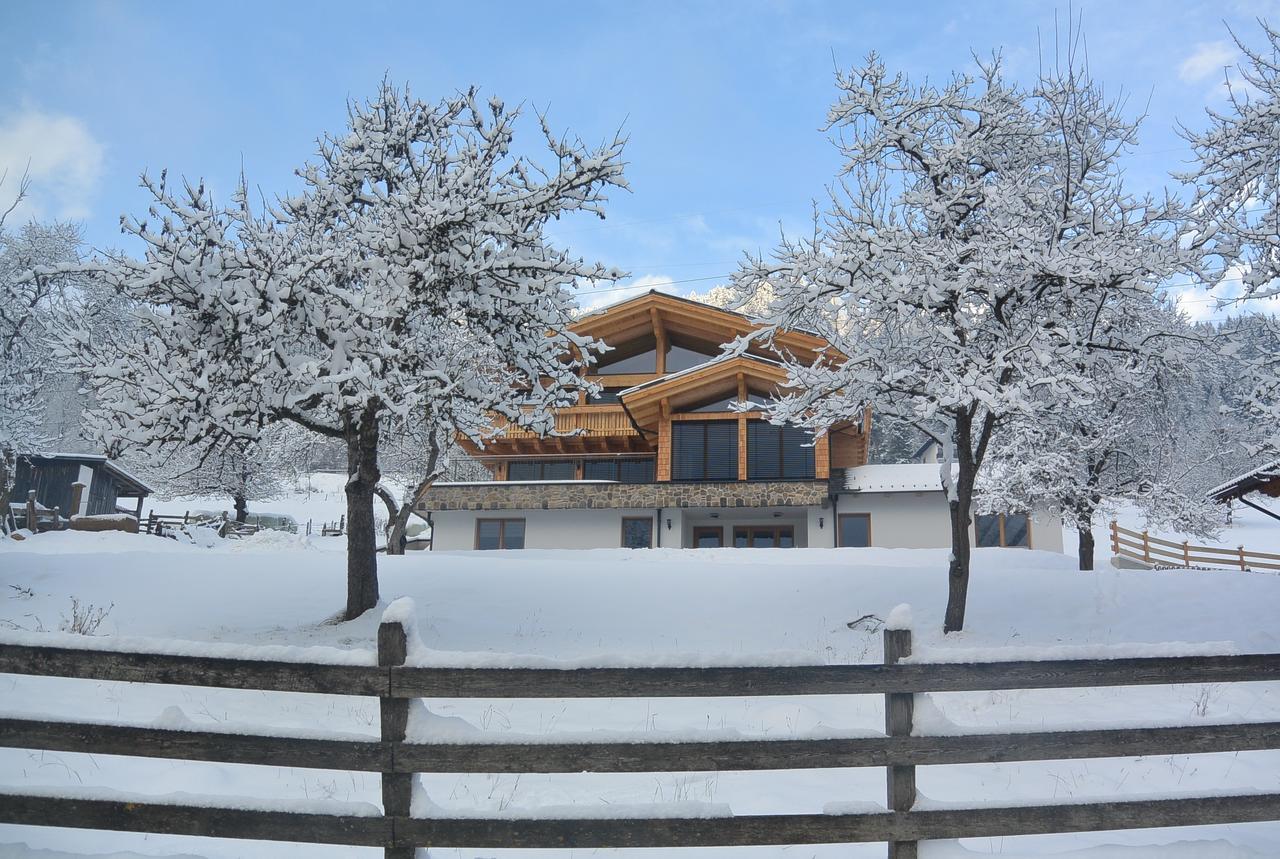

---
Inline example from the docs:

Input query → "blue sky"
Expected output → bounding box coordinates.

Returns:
[2,0,1275,317]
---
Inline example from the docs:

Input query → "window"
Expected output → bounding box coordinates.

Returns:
[507,459,575,481]
[692,526,723,548]
[584,458,656,483]
[672,421,738,481]
[621,517,654,549]
[476,518,525,550]
[665,343,719,372]
[685,391,770,414]
[587,387,628,404]
[732,525,795,548]
[839,514,871,548]
[597,336,658,374]
[747,421,815,480]
[975,513,1031,548]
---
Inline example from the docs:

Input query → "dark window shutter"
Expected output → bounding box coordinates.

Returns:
[781,425,815,479]
[619,458,655,483]
[704,421,738,480]
[476,520,502,549]
[672,423,705,480]
[748,421,781,479]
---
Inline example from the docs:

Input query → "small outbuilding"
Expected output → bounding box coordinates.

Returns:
[1207,458,1280,522]
[9,452,153,524]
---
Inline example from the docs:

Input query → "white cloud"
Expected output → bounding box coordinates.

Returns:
[1178,41,1238,84]
[0,109,104,223]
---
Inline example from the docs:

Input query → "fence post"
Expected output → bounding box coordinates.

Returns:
[1239,546,1248,572]
[25,490,36,532]
[1142,530,1151,564]
[69,482,86,519]
[884,608,916,859]
[1182,541,1190,568]
[1110,521,1119,556]
[147,511,156,535]
[379,615,413,858]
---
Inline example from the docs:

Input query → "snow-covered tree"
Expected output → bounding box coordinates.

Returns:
[1180,22,1280,298]
[1180,22,1280,452]
[51,83,627,618]
[979,298,1220,570]
[0,174,89,524]
[734,50,1187,632]
[140,424,306,523]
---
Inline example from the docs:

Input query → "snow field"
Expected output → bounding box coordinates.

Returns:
[1,517,1279,857]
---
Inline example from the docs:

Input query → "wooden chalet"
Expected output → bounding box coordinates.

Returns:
[426,291,877,550]
[458,291,869,484]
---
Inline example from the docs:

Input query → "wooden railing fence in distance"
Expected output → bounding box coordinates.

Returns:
[1110,520,1280,571]
[2,615,1280,855]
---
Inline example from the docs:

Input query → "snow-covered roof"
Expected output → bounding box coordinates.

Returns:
[1206,457,1280,502]
[840,463,957,494]
[19,452,154,495]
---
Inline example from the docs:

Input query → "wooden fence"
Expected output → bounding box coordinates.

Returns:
[1111,521,1280,572]
[144,511,261,539]
[1,622,1279,857]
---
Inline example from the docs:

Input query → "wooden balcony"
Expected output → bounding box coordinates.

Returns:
[474,406,652,455]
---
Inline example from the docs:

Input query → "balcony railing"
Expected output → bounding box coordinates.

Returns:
[493,406,639,440]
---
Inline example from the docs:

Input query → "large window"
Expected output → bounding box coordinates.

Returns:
[976,513,1030,548]
[476,518,525,550]
[839,514,871,547]
[596,336,658,374]
[692,526,723,548]
[732,525,795,548]
[747,421,815,480]
[621,517,654,549]
[507,459,575,481]
[672,421,738,481]
[584,458,655,483]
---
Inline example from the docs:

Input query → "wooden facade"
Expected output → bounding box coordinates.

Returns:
[10,453,152,520]
[461,291,868,481]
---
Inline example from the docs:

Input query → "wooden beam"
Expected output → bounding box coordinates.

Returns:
[387,653,1280,699]
[652,307,667,375]
[0,794,390,846]
[393,794,1280,848]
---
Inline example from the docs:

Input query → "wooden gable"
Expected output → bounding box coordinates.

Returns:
[572,291,830,372]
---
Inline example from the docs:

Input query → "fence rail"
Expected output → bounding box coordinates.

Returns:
[2,619,1279,857]
[1110,520,1280,571]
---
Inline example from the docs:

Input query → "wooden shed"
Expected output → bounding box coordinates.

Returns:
[10,453,153,522]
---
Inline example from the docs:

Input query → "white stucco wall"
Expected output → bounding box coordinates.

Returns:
[429,508,663,551]
[837,491,953,548]
[834,491,1064,552]
[428,495,1064,553]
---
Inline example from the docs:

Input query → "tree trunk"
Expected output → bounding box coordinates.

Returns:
[1076,505,1096,571]
[380,441,442,557]
[233,494,248,524]
[943,417,977,635]
[344,418,381,620]
[385,503,414,556]
[0,448,13,533]
[1078,526,1096,572]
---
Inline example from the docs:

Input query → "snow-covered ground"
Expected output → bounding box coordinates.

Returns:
[2,485,1279,858]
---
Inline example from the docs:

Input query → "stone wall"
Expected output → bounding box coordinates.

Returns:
[420,480,829,512]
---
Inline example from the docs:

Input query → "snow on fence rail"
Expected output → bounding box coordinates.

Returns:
[2,618,1280,857]
[1110,520,1280,572]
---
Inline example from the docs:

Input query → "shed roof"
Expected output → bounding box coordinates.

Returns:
[20,452,154,496]
[1207,458,1280,503]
